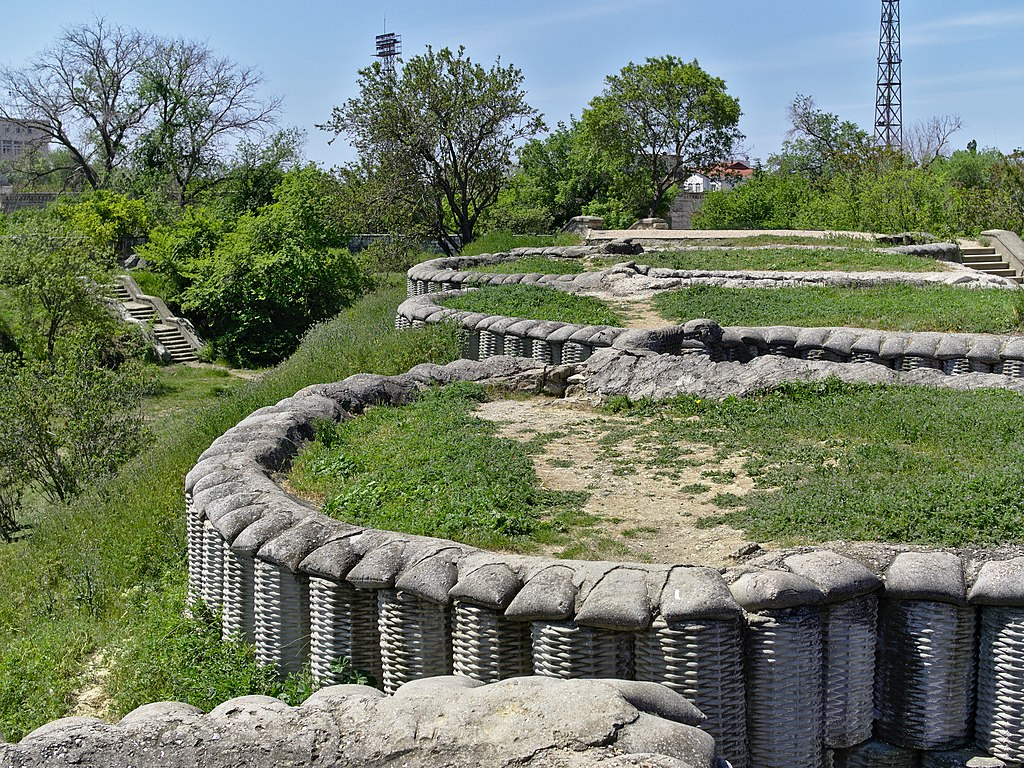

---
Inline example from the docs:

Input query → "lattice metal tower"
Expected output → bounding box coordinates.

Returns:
[375,23,401,76]
[874,0,903,147]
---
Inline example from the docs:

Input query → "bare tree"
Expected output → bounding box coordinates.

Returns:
[137,38,282,205]
[904,114,962,167]
[0,19,152,189]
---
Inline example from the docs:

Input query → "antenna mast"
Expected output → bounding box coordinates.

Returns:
[375,18,401,76]
[874,0,903,148]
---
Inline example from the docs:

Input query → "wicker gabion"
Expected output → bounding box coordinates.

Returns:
[253,558,310,676]
[635,616,747,768]
[452,601,532,683]
[970,557,1024,763]
[308,577,382,686]
[874,553,976,751]
[530,620,634,680]
[377,588,452,694]
[221,550,256,642]
[743,607,825,768]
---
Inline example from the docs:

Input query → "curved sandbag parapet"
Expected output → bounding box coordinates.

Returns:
[406,240,1014,298]
[180,358,1024,767]
[0,676,724,768]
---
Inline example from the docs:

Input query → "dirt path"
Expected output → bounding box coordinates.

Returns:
[602,297,667,329]
[475,397,770,567]
[68,651,112,720]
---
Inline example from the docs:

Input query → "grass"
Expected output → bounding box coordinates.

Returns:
[598,246,946,273]
[665,234,879,248]
[443,284,626,326]
[466,256,586,275]
[655,284,1024,334]
[604,380,1024,547]
[0,276,460,741]
[288,382,589,552]
[460,231,581,256]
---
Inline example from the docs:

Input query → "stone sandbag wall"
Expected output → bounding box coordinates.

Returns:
[405,242,1014,298]
[396,289,722,365]
[184,357,1024,768]
[398,289,1024,380]
[0,676,723,768]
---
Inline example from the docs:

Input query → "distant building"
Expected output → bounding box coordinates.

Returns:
[0,119,49,161]
[682,160,754,193]
[670,160,754,229]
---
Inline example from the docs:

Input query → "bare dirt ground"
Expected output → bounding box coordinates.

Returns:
[475,397,771,567]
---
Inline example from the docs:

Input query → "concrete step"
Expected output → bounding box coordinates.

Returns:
[965,261,1009,270]
[961,246,998,256]
[962,255,1003,264]
[980,268,1018,279]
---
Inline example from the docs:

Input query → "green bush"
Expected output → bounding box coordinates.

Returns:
[140,166,371,367]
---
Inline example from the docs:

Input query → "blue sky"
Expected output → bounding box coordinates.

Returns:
[5,1,1024,167]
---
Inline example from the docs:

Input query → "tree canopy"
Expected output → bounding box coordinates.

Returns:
[0,19,279,203]
[581,56,743,219]
[321,46,545,253]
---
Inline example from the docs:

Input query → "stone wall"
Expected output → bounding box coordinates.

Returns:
[398,289,1024,381]
[405,243,1015,300]
[0,676,722,767]
[179,356,1024,768]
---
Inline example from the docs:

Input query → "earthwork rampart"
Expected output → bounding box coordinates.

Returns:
[17,239,1024,767]
[176,352,1024,768]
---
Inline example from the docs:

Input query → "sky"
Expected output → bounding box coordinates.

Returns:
[4,1,1024,167]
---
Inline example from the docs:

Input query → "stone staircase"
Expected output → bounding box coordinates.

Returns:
[110,278,202,363]
[961,245,1023,284]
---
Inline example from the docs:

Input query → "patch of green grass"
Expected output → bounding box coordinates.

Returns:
[606,379,1024,547]
[655,284,1024,334]
[444,284,626,326]
[0,276,460,741]
[622,526,660,538]
[712,492,744,508]
[461,231,581,256]
[680,483,711,494]
[289,383,589,552]
[467,256,586,275]
[702,469,737,483]
[596,247,943,273]
[670,235,879,248]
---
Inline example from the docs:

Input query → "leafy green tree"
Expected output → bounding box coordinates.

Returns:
[52,191,152,259]
[580,56,743,221]
[770,95,871,185]
[136,37,281,206]
[211,128,306,217]
[694,171,814,229]
[0,218,116,359]
[495,119,608,231]
[322,46,545,253]
[146,166,368,366]
[0,338,150,540]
